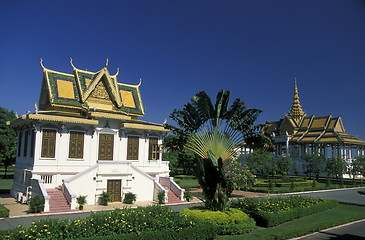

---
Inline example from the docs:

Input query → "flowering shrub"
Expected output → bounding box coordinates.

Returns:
[181,208,255,235]
[4,206,209,239]
[232,195,338,227]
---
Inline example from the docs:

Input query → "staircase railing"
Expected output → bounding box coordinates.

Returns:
[62,182,77,210]
[159,177,185,201]
[153,179,168,203]
[31,178,50,212]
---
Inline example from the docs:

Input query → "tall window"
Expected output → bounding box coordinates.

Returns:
[23,131,28,157]
[69,131,84,159]
[148,138,160,160]
[127,136,139,160]
[30,131,36,158]
[17,132,22,157]
[41,129,56,158]
[98,134,114,160]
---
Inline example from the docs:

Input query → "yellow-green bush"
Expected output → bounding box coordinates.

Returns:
[181,208,255,235]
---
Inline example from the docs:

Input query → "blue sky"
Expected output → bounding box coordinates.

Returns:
[1,1,365,139]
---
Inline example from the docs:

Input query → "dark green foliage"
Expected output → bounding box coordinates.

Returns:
[351,156,365,183]
[275,156,293,178]
[123,192,137,204]
[75,222,217,240]
[6,206,211,239]
[28,195,44,213]
[303,153,326,180]
[226,160,255,191]
[245,150,275,176]
[0,107,17,177]
[184,191,193,202]
[358,190,365,195]
[99,191,112,205]
[181,208,255,235]
[157,190,165,204]
[76,195,87,206]
[0,204,9,217]
[326,156,348,182]
[167,90,269,211]
[195,155,230,211]
[231,196,339,227]
[163,135,196,175]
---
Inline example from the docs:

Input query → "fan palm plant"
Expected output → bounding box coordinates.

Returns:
[168,90,269,211]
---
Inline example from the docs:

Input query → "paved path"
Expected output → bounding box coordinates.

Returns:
[295,219,365,240]
[280,187,365,205]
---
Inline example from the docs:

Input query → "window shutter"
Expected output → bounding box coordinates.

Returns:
[148,138,159,160]
[99,134,114,160]
[69,131,84,159]
[41,129,56,158]
[127,136,139,160]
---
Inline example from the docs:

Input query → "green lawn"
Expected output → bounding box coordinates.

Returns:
[217,203,365,240]
[0,179,13,190]
[175,178,200,189]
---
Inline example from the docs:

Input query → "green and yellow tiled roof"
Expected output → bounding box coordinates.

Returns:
[39,60,144,116]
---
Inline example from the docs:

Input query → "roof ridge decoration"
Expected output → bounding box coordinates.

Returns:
[38,59,145,116]
[288,78,306,126]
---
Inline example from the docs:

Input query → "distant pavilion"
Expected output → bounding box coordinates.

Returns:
[262,80,365,174]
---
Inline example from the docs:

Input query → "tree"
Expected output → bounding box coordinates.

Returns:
[326,156,348,183]
[0,107,17,176]
[245,150,275,176]
[350,155,365,184]
[162,134,196,175]
[303,153,326,180]
[168,90,265,211]
[225,160,255,191]
[275,155,293,179]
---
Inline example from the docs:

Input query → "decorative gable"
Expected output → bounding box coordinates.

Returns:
[39,59,144,116]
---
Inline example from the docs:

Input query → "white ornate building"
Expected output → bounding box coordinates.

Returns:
[10,60,184,212]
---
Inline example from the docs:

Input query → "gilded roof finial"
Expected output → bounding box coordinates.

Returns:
[105,58,109,68]
[288,77,305,125]
[70,58,76,69]
[113,67,120,77]
[40,58,46,70]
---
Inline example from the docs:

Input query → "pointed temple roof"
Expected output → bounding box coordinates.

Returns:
[39,59,144,116]
[287,78,305,125]
[9,60,167,132]
[262,79,365,145]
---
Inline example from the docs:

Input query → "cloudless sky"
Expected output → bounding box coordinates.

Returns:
[1,0,365,139]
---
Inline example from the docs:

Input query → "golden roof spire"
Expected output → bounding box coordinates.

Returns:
[288,77,305,124]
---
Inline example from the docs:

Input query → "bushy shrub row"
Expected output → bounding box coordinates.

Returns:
[75,222,217,240]
[232,195,338,227]
[4,206,213,240]
[254,180,313,188]
[181,208,255,235]
[0,204,9,218]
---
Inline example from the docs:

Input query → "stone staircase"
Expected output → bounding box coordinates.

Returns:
[164,186,185,204]
[47,188,74,213]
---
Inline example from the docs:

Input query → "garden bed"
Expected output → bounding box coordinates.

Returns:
[231,195,338,227]
[3,206,216,240]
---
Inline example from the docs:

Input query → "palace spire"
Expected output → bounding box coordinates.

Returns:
[288,78,305,125]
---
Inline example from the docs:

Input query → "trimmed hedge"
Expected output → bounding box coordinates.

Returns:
[254,180,313,188]
[253,199,338,227]
[181,208,256,235]
[75,222,217,240]
[232,196,339,227]
[0,204,9,218]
